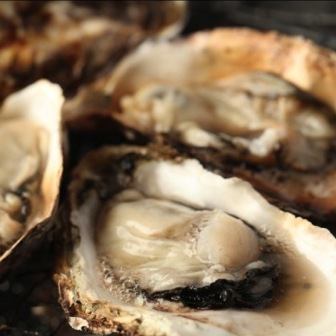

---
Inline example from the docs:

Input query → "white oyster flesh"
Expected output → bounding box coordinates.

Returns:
[108,43,335,170]
[66,148,336,336]
[97,193,263,293]
[0,80,64,255]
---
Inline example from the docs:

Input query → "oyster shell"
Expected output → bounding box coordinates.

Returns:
[66,29,336,229]
[0,80,64,275]
[0,1,186,100]
[56,145,336,336]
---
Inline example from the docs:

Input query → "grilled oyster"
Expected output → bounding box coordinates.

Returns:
[56,146,336,335]
[66,29,336,229]
[0,80,63,275]
[0,1,186,100]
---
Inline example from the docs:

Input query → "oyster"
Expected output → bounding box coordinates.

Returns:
[66,29,336,228]
[0,80,63,275]
[0,1,186,100]
[56,146,336,335]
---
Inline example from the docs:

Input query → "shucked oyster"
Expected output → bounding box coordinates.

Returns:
[0,80,63,275]
[66,29,336,228]
[0,1,186,100]
[56,146,336,335]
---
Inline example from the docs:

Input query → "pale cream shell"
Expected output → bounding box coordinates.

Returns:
[0,80,64,273]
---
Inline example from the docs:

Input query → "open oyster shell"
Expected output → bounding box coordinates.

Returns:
[65,28,336,229]
[56,145,336,336]
[0,80,64,276]
[0,1,186,100]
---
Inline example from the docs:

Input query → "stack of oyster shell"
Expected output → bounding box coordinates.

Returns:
[2,2,336,336]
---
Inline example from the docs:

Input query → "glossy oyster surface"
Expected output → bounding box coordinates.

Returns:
[0,80,63,273]
[113,70,335,171]
[67,30,336,228]
[56,146,336,336]
[0,1,186,100]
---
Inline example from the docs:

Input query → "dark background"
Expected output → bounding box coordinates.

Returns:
[2,1,336,335]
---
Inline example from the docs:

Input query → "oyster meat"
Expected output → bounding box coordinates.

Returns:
[66,29,336,229]
[56,145,336,335]
[0,80,63,275]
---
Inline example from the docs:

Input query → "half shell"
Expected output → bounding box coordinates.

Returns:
[56,145,336,336]
[0,80,64,276]
[0,1,186,100]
